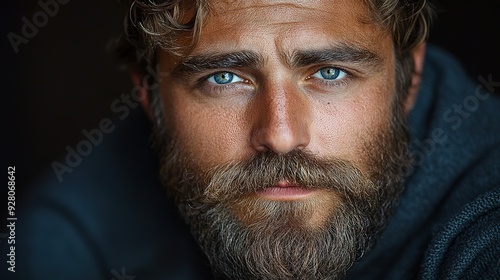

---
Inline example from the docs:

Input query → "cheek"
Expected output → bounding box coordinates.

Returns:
[311,82,394,169]
[161,88,249,168]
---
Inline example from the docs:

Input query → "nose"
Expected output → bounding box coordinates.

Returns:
[250,81,311,154]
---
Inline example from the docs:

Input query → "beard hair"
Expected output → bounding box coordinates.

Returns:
[151,89,412,279]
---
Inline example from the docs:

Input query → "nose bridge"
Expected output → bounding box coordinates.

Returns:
[251,79,310,154]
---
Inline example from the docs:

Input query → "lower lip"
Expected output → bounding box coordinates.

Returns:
[257,186,316,200]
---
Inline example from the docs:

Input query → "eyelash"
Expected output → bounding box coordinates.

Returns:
[307,66,352,88]
[195,72,250,95]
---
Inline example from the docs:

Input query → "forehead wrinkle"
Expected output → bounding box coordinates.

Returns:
[211,0,373,21]
[209,1,335,25]
[218,1,324,13]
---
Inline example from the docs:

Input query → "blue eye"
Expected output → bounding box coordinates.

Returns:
[207,72,244,84]
[312,67,346,80]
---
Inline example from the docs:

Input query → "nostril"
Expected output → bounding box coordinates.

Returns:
[251,123,309,155]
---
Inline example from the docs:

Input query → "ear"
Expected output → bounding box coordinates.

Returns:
[130,69,154,121]
[404,42,426,114]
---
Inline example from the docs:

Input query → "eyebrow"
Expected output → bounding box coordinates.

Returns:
[172,51,264,77]
[284,44,384,70]
[171,44,383,77]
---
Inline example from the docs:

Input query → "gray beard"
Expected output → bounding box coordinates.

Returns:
[152,94,411,280]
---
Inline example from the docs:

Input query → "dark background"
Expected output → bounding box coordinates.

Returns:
[2,0,500,201]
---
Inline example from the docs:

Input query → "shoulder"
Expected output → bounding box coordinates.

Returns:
[3,111,210,280]
[421,188,500,279]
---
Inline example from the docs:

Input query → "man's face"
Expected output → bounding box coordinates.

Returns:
[160,0,396,172]
[154,0,411,279]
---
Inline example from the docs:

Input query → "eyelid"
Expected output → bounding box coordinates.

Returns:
[206,71,245,84]
[195,70,254,96]
[310,67,348,80]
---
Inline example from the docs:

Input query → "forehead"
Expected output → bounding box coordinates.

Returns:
[164,0,390,65]
[207,0,369,14]
[202,1,381,42]
[208,0,369,19]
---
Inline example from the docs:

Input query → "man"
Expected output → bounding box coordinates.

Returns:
[4,0,499,279]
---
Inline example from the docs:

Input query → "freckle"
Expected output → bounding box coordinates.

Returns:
[327,102,330,105]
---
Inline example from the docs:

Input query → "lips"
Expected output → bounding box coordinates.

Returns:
[256,181,316,200]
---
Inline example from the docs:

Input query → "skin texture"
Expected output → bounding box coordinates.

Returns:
[158,0,395,171]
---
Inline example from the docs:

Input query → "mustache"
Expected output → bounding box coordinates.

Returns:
[198,150,375,203]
